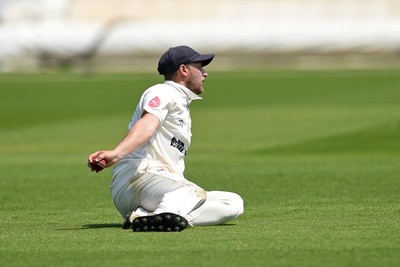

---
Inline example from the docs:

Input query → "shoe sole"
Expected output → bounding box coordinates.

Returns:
[122,218,132,229]
[132,212,188,232]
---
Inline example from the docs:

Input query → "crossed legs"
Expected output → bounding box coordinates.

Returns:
[113,172,244,228]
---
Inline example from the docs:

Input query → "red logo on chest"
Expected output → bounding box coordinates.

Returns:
[148,96,161,108]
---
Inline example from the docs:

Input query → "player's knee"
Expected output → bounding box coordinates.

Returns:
[222,192,244,218]
[231,193,244,216]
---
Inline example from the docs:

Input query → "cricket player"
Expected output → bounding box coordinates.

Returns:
[88,46,244,232]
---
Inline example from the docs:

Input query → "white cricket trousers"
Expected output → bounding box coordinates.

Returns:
[112,171,244,226]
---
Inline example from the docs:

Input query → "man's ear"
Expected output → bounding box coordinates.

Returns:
[178,64,189,77]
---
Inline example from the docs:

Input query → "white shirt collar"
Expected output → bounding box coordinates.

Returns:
[164,81,202,102]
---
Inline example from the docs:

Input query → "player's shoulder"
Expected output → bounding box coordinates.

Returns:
[141,83,176,106]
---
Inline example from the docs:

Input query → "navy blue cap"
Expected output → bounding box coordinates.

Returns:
[157,46,215,75]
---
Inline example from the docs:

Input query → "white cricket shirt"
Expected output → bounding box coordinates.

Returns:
[110,81,201,194]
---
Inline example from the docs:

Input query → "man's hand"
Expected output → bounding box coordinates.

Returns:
[87,150,116,173]
[87,159,106,172]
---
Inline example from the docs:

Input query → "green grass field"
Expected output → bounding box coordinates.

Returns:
[0,69,399,267]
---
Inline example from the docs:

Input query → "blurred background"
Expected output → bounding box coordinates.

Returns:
[0,0,400,73]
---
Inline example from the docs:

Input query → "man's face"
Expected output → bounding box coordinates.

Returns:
[186,62,208,95]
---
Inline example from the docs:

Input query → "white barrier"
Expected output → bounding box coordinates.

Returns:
[0,0,399,71]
